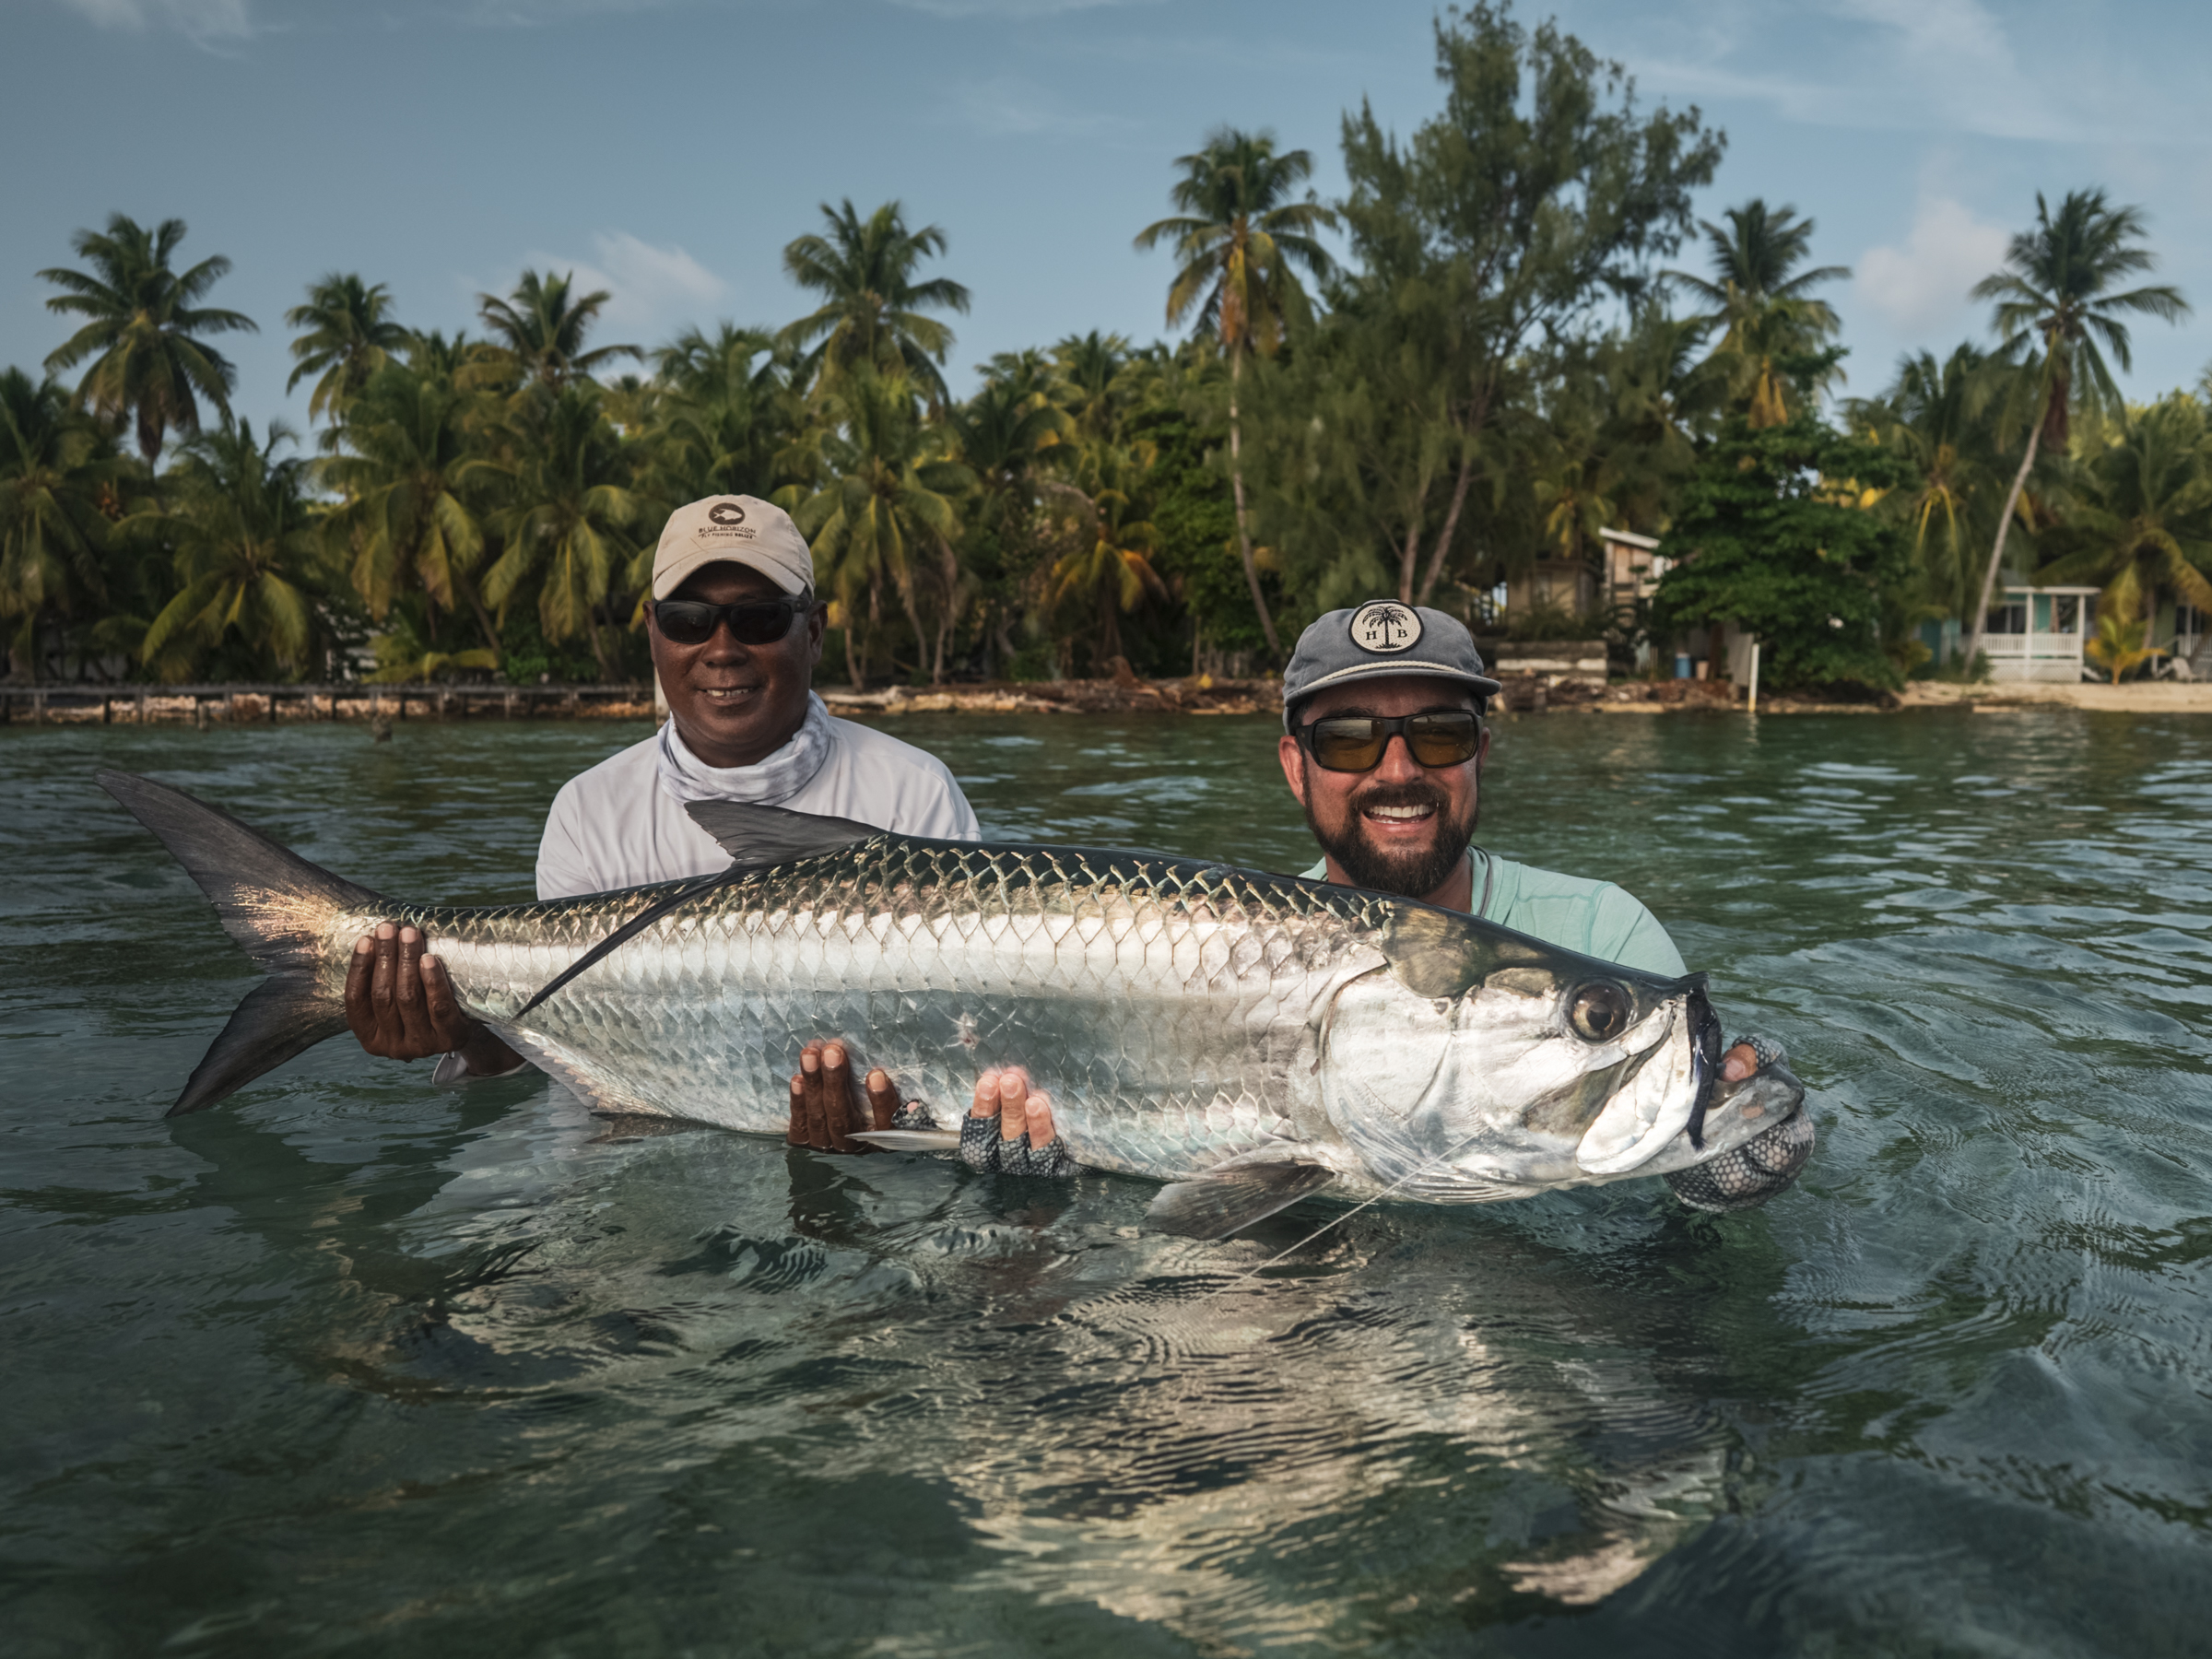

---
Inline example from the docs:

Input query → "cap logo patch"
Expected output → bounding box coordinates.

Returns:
[1349,601,1420,654]
[707,501,746,525]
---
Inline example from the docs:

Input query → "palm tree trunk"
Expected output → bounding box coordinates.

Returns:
[932,535,959,684]
[1226,346,1282,662]
[1418,393,1489,606]
[456,572,503,656]
[895,576,928,685]
[585,612,615,683]
[1962,417,2045,674]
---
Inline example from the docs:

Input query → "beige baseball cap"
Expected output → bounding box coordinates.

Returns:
[651,495,815,600]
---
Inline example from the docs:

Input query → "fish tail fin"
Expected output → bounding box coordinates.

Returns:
[96,771,382,1115]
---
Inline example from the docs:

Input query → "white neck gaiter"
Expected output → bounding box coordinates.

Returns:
[655,693,834,807]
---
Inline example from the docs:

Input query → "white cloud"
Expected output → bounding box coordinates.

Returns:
[518,232,728,340]
[948,76,1136,138]
[60,0,254,38]
[1626,0,2140,143]
[1855,194,2011,335]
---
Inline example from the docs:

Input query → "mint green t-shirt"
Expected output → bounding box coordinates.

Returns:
[1300,848,1688,979]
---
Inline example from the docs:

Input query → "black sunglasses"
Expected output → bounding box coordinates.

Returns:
[650,595,809,647]
[1296,709,1483,773]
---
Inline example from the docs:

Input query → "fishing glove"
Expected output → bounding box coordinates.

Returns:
[957,1112,1077,1179]
[1664,1035,1815,1215]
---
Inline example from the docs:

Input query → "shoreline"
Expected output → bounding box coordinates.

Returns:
[8,674,2210,727]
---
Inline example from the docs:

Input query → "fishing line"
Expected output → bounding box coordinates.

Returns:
[1195,1126,1494,1302]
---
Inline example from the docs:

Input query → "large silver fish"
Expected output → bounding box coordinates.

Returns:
[99,770,1812,1238]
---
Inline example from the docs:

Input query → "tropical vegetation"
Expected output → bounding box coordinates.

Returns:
[6,4,2207,692]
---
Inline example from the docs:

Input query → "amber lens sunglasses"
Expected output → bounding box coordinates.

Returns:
[1296,710,1482,772]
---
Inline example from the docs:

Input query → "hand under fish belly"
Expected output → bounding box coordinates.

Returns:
[96,772,1817,1242]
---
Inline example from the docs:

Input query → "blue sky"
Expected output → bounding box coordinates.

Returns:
[6,0,2210,438]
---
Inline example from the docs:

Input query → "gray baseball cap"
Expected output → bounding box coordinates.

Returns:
[1282,601,1503,728]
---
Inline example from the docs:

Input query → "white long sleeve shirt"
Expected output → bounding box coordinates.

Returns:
[535,718,980,900]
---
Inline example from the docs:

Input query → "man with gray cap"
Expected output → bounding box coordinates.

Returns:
[340,493,979,1091]
[1277,599,1681,972]
[945,599,1763,1170]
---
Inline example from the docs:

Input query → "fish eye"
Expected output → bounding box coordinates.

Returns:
[1568,982,1633,1042]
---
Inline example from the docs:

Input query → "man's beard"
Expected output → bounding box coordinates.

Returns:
[1302,772,1480,900]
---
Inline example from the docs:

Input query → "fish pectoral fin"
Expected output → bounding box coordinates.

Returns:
[1145,1161,1337,1241]
[849,1129,962,1153]
[682,800,882,868]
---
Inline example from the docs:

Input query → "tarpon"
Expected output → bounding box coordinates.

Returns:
[97,770,1813,1238]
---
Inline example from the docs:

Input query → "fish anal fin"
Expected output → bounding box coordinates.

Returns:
[1145,1161,1337,1241]
[682,800,881,868]
[499,1029,650,1117]
[851,1129,962,1153]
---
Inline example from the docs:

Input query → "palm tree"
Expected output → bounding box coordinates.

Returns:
[1052,332,1138,444]
[1135,127,1338,660]
[319,356,501,649]
[126,420,324,681]
[484,385,644,681]
[2084,609,2158,683]
[786,368,973,685]
[2035,394,2212,649]
[284,274,407,425]
[1961,190,2192,670]
[949,369,1071,506]
[39,214,257,464]
[1857,345,2007,627]
[476,270,641,393]
[1665,199,1848,429]
[0,370,128,680]
[779,201,972,412]
[1052,445,1167,668]
[645,323,802,502]
[1590,302,1720,522]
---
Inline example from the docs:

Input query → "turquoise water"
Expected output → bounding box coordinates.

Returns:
[5,709,2211,1655]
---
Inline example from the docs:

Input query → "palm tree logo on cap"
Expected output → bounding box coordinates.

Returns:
[1349,601,1420,653]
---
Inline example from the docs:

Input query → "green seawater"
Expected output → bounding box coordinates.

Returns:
[4,709,2210,1656]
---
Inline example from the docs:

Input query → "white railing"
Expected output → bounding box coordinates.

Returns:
[1982,633,2083,660]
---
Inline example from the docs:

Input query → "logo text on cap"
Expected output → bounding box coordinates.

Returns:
[1349,601,1421,654]
[707,501,746,526]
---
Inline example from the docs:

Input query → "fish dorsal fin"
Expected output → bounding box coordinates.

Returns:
[1145,1161,1337,1240]
[683,800,883,868]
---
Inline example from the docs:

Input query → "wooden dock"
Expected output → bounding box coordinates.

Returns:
[0,683,657,725]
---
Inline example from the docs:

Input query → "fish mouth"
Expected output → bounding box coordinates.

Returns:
[1683,987,1723,1150]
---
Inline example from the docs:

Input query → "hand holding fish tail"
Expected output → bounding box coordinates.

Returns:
[788,1041,901,1152]
[1721,1041,1760,1083]
[345,923,521,1076]
[959,1067,1077,1179]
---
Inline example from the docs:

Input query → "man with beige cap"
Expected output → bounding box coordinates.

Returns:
[341,494,980,1089]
